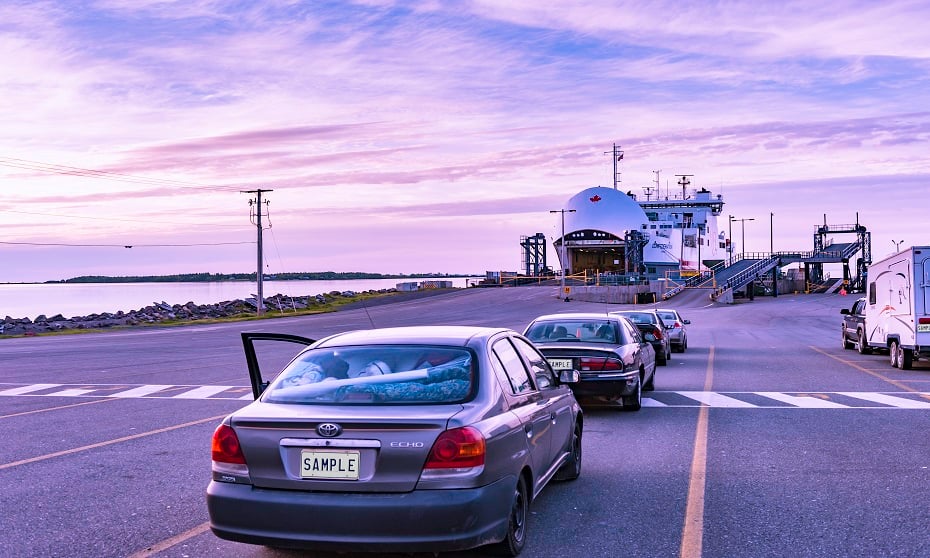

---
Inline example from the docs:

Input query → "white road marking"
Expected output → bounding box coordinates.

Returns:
[837,392,930,409]
[173,385,236,399]
[757,392,848,408]
[676,391,757,407]
[3,384,930,408]
[106,385,175,398]
[0,384,61,395]
[46,388,97,397]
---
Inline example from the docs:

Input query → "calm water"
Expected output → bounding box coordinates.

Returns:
[0,278,473,319]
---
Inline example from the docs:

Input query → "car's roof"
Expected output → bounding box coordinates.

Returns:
[609,309,659,315]
[316,325,511,347]
[528,312,623,322]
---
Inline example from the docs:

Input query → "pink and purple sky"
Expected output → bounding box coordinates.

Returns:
[2,1,928,283]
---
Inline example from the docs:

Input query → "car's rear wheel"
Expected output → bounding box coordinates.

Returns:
[857,330,871,354]
[657,347,667,366]
[622,377,642,411]
[643,366,655,391]
[842,327,854,350]
[491,476,528,556]
[555,423,582,481]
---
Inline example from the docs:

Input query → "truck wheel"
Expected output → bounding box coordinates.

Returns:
[857,331,871,354]
[842,327,854,350]
[900,347,913,370]
[890,341,900,368]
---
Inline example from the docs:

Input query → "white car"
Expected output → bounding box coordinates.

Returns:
[656,309,690,352]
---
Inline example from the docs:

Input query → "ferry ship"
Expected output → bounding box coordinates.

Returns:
[554,170,731,280]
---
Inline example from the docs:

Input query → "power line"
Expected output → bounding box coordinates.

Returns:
[0,241,254,248]
[0,156,240,192]
[0,209,244,228]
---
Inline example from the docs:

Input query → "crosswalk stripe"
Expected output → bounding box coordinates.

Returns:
[0,384,61,395]
[46,388,97,397]
[836,392,930,409]
[107,385,175,398]
[675,391,756,408]
[757,392,849,408]
[173,386,236,399]
[2,383,930,408]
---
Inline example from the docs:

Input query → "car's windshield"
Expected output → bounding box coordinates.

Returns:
[525,320,622,344]
[263,345,474,405]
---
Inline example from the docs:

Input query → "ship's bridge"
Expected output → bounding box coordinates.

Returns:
[556,186,648,274]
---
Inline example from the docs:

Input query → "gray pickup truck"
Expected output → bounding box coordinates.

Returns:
[840,297,869,353]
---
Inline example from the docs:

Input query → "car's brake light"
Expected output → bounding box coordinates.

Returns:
[212,424,246,464]
[919,317,930,324]
[579,356,623,371]
[653,327,664,340]
[424,426,485,469]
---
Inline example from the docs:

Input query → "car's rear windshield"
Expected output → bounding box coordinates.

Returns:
[263,345,474,405]
[525,320,626,344]
[614,312,655,324]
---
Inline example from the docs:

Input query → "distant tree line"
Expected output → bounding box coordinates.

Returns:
[48,272,474,284]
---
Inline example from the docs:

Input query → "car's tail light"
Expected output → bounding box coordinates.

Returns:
[211,423,250,481]
[652,327,664,340]
[212,424,246,464]
[672,321,682,328]
[579,356,623,371]
[424,426,485,469]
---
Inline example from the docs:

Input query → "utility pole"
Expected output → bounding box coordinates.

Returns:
[242,189,273,315]
[605,143,624,189]
[550,209,576,300]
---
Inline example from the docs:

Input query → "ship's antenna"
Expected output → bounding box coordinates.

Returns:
[676,174,694,200]
[642,185,655,201]
[652,170,661,201]
[604,143,624,189]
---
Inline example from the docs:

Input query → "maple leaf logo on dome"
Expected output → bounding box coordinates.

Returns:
[589,195,602,203]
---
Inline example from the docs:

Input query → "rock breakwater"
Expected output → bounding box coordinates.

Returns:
[0,289,386,336]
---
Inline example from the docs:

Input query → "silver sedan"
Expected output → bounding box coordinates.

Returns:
[206,326,583,556]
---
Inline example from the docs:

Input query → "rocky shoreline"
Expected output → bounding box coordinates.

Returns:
[1,288,418,336]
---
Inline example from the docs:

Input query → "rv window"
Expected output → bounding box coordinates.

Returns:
[869,282,876,305]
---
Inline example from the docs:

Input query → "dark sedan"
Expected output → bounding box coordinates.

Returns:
[523,313,656,411]
[609,310,672,365]
[207,326,583,556]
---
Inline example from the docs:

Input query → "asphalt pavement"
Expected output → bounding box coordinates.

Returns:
[2,286,929,557]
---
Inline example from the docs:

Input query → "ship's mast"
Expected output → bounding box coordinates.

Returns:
[605,143,624,189]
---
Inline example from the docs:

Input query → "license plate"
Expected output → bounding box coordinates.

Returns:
[918,324,930,332]
[300,450,360,480]
[547,358,573,370]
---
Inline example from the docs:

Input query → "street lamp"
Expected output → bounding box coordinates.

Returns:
[731,217,755,258]
[893,239,904,252]
[550,209,576,298]
[728,215,734,265]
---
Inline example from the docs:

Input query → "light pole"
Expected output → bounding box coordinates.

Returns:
[893,239,904,252]
[770,212,774,254]
[550,209,576,298]
[728,215,734,265]
[732,217,755,257]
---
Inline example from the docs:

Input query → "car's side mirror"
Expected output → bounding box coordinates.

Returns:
[683,319,691,324]
[840,309,850,315]
[558,369,580,384]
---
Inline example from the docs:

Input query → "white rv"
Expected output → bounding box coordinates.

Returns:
[863,246,930,369]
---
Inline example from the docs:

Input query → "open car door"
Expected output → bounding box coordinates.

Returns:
[241,332,316,399]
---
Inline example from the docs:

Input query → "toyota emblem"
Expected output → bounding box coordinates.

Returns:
[317,423,342,437]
